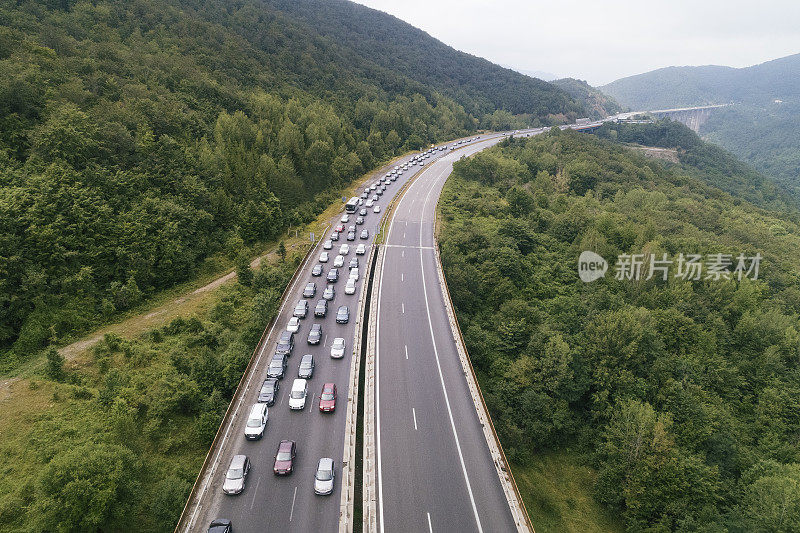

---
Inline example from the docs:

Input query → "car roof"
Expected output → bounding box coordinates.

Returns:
[318,457,334,470]
[279,439,294,451]
[250,403,267,416]
[230,454,247,468]
[323,382,335,391]
[301,354,313,362]
[311,323,322,330]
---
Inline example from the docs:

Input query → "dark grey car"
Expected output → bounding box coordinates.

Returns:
[314,299,328,317]
[348,257,359,270]
[303,282,316,298]
[311,264,323,277]
[336,305,350,324]
[258,378,279,406]
[327,268,339,283]
[307,323,322,345]
[267,354,287,379]
[275,330,294,356]
[347,232,356,241]
[298,354,315,379]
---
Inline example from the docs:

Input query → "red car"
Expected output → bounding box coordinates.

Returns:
[319,383,337,412]
[335,224,345,233]
[273,440,296,475]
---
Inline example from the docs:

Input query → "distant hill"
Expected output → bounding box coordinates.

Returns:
[265,0,582,121]
[601,54,800,192]
[600,53,800,109]
[551,78,624,119]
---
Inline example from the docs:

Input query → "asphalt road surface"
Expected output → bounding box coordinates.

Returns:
[187,143,460,533]
[372,138,520,533]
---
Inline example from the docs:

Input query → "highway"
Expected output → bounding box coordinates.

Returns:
[180,139,471,532]
[369,138,524,532]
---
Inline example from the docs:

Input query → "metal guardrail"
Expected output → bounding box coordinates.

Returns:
[175,224,328,532]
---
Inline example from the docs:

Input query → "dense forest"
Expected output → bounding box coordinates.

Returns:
[601,53,800,194]
[595,120,799,211]
[0,0,581,362]
[439,129,800,531]
[551,78,624,119]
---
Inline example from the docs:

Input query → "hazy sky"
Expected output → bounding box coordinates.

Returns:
[351,0,800,85]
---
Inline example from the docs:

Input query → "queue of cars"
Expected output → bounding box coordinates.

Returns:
[211,144,449,531]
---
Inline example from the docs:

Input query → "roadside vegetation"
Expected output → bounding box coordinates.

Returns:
[439,128,800,531]
[0,251,296,532]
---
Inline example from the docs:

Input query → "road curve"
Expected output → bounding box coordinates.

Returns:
[369,137,525,533]
[179,142,464,533]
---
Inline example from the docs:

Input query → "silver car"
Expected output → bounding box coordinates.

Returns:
[298,354,315,378]
[314,457,335,495]
[330,337,346,359]
[222,455,250,495]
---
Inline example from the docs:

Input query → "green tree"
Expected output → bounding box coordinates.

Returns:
[45,347,65,381]
[35,444,140,532]
[235,254,253,287]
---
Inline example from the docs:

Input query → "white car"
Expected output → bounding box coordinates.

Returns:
[333,255,345,268]
[287,316,301,333]
[288,379,308,410]
[373,205,381,213]
[365,199,374,208]
[339,244,350,256]
[323,239,332,250]
[340,214,349,223]
[345,278,356,295]
[319,251,329,263]
[356,244,366,255]
[330,337,346,359]
[244,403,268,440]
[349,268,359,282]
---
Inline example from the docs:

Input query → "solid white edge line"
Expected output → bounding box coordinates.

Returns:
[427,512,433,533]
[418,160,484,532]
[412,407,418,431]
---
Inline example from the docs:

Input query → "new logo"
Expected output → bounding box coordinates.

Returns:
[578,251,608,282]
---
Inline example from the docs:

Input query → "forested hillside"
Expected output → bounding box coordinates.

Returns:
[0,0,580,361]
[439,129,800,531]
[601,53,800,192]
[551,78,624,119]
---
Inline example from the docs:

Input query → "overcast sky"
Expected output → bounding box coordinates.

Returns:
[351,0,800,86]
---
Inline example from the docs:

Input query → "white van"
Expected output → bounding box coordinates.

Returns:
[288,379,308,410]
[244,403,268,440]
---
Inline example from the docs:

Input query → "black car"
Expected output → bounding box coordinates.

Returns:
[258,378,279,406]
[208,519,232,533]
[267,354,287,379]
[327,268,339,283]
[307,323,323,345]
[349,257,359,270]
[275,330,294,356]
[311,264,323,277]
[336,305,350,324]
[346,232,356,241]
[303,282,316,298]
[314,299,328,317]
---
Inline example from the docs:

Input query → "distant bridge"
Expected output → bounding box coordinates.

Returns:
[610,104,730,132]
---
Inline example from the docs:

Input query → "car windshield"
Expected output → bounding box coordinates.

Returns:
[276,451,291,461]
[321,392,334,400]
[227,468,243,479]
[270,361,281,369]
[246,417,262,428]
[334,340,344,348]
[291,390,305,399]
[263,383,274,392]
[301,362,311,368]
[316,469,333,481]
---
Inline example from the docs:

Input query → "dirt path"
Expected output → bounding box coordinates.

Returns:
[57,250,277,361]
